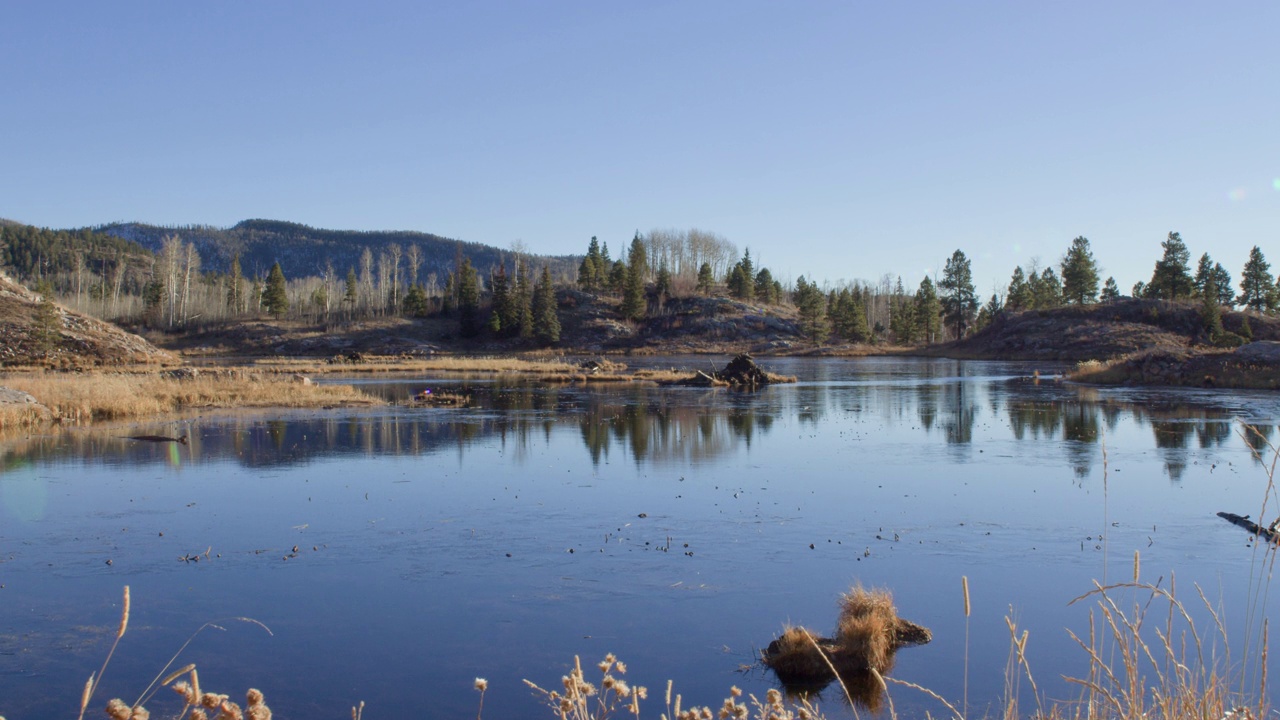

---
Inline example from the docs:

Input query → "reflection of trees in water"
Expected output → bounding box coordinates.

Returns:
[577,392,779,466]
[942,383,974,445]
[916,385,938,431]
[1243,425,1276,462]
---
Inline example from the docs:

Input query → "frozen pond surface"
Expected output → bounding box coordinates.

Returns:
[2,357,1280,718]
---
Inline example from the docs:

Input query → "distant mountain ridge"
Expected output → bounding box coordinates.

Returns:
[96,219,580,281]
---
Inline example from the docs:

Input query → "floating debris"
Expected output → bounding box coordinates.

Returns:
[761,585,931,708]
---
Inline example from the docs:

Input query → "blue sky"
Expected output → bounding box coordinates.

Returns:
[2,1,1277,294]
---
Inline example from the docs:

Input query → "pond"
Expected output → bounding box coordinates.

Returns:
[2,357,1279,719]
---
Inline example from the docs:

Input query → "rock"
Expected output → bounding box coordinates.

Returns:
[0,387,41,406]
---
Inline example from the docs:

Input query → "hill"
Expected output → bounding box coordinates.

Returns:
[96,219,580,281]
[0,271,174,366]
[926,298,1280,362]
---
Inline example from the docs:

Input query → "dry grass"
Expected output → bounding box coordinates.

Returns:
[0,371,381,428]
[525,653,826,720]
[253,355,588,376]
[835,586,899,675]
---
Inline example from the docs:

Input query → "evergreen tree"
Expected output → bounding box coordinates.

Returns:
[1131,280,1146,298]
[1035,268,1064,308]
[1100,277,1121,303]
[914,276,942,344]
[939,249,977,339]
[456,257,482,337]
[262,262,289,318]
[620,234,648,321]
[578,236,604,292]
[1005,266,1031,311]
[728,250,756,301]
[754,268,777,304]
[143,275,165,326]
[514,260,533,339]
[889,276,917,344]
[488,264,511,334]
[402,284,428,317]
[226,253,244,312]
[33,280,61,357]
[1193,253,1215,297]
[1238,246,1277,312]
[1211,263,1234,307]
[343,268,358,309]
[829,288,870,343]
[532,266,561,345]
[696,262,715,295]
[655,262,672,299]
[1146,231,1194,300]
[793,276,828,343]
[974,293,1002,332]
[1200,271,1224,341]
[1060,236,1099,305]
[609,259,627,295]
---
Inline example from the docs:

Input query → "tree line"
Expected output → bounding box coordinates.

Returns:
[5,218,1280,348]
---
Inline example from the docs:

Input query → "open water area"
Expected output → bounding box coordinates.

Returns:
[2,357,1280,719]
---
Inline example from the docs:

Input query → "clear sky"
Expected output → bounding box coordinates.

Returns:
[3,1,1277,294]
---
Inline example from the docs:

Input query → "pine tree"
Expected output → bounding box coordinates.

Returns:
[1060,236,1099,305]
[793,276,828,343]
[1238,246,1277,312]
[532,266,561,345]
[579,236,604,292]
[402,284,428,317]
[262,262,289,318]
[620,234,648,321]
[1211,263,1234,307]
[754,268,777,304]
[914,276,942,344]
[974,293,1002,332]
[1200,271,1224,341]
[33,280,61,357]
[1006,266,1031,311]
[1100,277,1121,303]
[515,260,533,339]
[696,263,715,295]
[939,249,977,339]
[889,276,917,344]
[1193,253,1215,298]
[609,260,627,295]
[226,253,244,313]
[456,257,481,337]
[655,262,672,299]
[488,264,511,334]
[1036,268,1064,308]
[1147,231,1194,300]
[343,268,358,310]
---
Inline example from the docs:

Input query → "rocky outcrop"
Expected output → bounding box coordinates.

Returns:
[0,272,174,366]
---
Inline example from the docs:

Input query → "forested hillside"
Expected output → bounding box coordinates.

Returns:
[97,219,579,280]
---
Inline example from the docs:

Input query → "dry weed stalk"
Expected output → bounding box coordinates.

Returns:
[525,654,825,720]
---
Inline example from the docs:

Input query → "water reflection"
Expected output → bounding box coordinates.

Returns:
[0,375,1262,482]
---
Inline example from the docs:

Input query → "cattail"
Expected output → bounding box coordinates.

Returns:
[1133,550,1140,583]
[80,673,95,715]
[962,576,971,618]
[189,669,201,707]
[130,707,150,720]
[118,586,131,639]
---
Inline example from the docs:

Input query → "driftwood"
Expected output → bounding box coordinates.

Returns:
[1217,511,1279,543]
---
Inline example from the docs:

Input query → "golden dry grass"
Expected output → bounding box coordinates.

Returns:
[835,586,898,674]
[0,371,381,428]
[253,355,587,376]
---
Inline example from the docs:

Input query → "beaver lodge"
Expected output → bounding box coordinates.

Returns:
[762,586,931,707]
[673,353,797,388]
